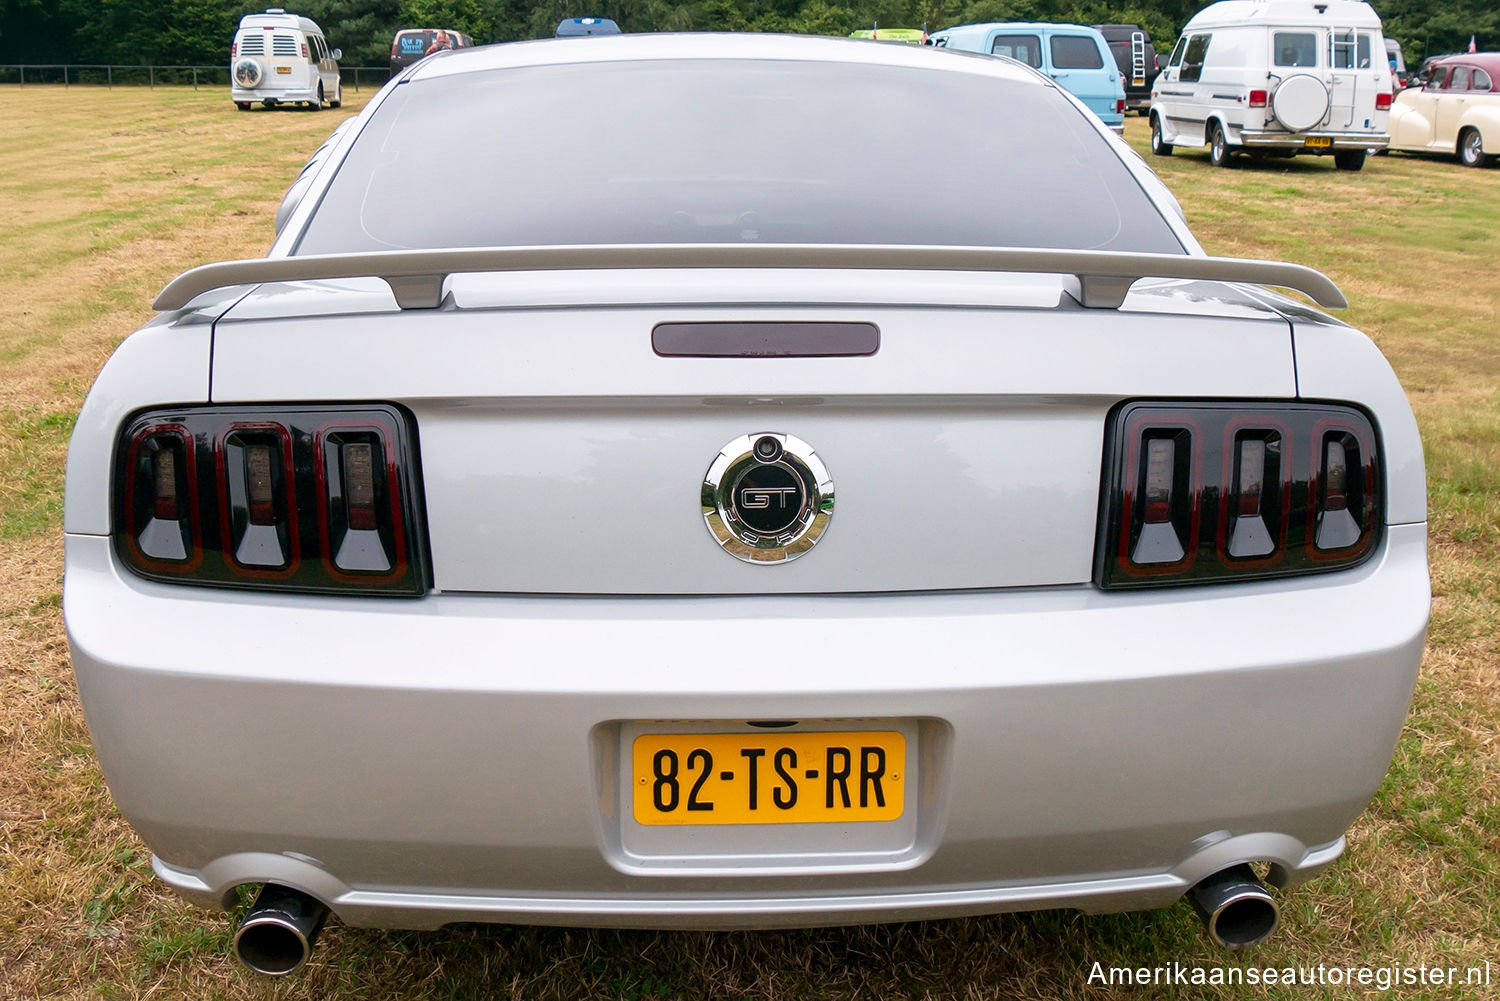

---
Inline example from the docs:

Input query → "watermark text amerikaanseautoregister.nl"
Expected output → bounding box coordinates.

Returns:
[1088,961,1492,990]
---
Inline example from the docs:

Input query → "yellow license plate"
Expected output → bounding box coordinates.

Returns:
[632,730,905,826]
[276,66,292,75]
[1304,137,1332,148]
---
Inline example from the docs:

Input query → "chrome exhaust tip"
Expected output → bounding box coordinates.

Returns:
[232,884,329,976]
[1188,863,1280,949]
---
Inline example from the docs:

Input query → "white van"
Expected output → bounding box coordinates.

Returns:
[1149,0,1391,170]
[231,8,342,111]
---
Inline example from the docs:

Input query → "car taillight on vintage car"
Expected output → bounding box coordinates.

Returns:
[1095,401,1380,589]
[115,405,428,595]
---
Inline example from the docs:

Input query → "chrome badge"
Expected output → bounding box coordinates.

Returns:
[702,433,833,564]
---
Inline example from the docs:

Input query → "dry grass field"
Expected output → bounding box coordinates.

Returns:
[1,86,1497,1000]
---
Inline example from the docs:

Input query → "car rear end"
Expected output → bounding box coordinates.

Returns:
[231,21,317,107]
[1239,19,1393,157]
[67,35,1427,941]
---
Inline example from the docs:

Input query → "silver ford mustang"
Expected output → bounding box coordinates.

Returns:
[63,33,1429,975]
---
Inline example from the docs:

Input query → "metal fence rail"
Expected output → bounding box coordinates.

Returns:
[0,64,393,91]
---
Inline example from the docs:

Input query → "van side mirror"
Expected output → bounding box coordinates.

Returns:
[331,48,342,61]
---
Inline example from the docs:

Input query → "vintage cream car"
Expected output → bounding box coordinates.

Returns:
[1389,52,1500,166]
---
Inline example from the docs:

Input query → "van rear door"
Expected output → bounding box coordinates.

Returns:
[1328,28,1380,129]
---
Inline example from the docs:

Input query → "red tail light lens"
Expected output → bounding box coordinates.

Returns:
[1375,91,1393,110]
[1117,98,1126,115]
[114,405,427,596]
[1249,89,1268,108]
[1096,402,1380,589]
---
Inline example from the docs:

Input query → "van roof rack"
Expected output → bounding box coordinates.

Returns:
[153,244,1346,312]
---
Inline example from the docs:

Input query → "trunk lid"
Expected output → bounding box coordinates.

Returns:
[210,271,1295,594]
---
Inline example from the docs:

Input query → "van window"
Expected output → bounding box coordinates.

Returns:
[1050,35,1104,70]
[990,35,1042,68]
[1330,30,1374,69]
[1180,34,1211,82]
[1274,33,1317,68]
[1167,37,1186,68]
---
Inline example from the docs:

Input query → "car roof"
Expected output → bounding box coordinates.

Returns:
[1432,52,1500,75]
[936,22,1103,35]
[407,31,1047,85]
[1183,0,1383,30]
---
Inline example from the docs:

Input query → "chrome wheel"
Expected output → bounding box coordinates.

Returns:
[1460,130,1486,168]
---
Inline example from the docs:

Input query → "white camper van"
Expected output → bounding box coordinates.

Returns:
[231,8,342,111]
[1149,0,1391,170]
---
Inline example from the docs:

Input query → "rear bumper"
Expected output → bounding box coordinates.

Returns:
[231,86,318,103]
[1238,129,1390,152]
[65,524,1428,929]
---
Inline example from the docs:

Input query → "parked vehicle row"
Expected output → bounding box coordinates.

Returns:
[232,7,484,110]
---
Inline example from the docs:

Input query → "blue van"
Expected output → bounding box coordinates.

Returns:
[928,22,1126,133]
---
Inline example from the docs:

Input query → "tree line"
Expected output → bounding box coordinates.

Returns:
[1,0,1493,70]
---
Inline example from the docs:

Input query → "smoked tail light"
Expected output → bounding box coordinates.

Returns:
[1375,92,1393,110]
[1096,402,1381,589]
[1249,89,1268,108]
[115,405,428,596]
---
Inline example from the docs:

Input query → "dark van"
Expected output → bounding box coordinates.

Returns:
[390,28,474,74]
[1096,24,1161,115]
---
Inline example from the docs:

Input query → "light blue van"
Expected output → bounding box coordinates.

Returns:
[928,22,1127,133]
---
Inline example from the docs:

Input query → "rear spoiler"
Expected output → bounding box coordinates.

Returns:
[153,244,1346,312]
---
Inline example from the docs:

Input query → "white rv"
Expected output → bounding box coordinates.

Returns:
[1149,0,1391,170]
[231,8,343,111]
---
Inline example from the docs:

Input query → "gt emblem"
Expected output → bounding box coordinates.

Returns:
[702,433,834,564]
[739,487,798,509]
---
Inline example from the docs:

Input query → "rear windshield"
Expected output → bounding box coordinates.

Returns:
[298,59,1183,255]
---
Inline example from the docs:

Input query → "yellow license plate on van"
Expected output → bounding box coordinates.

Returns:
[632,730,905,826]
[1304,137,1331,148]
[276,66,291,75]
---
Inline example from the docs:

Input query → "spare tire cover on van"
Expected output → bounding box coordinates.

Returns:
[233,58,263,88]
[1271,74,1329,132]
